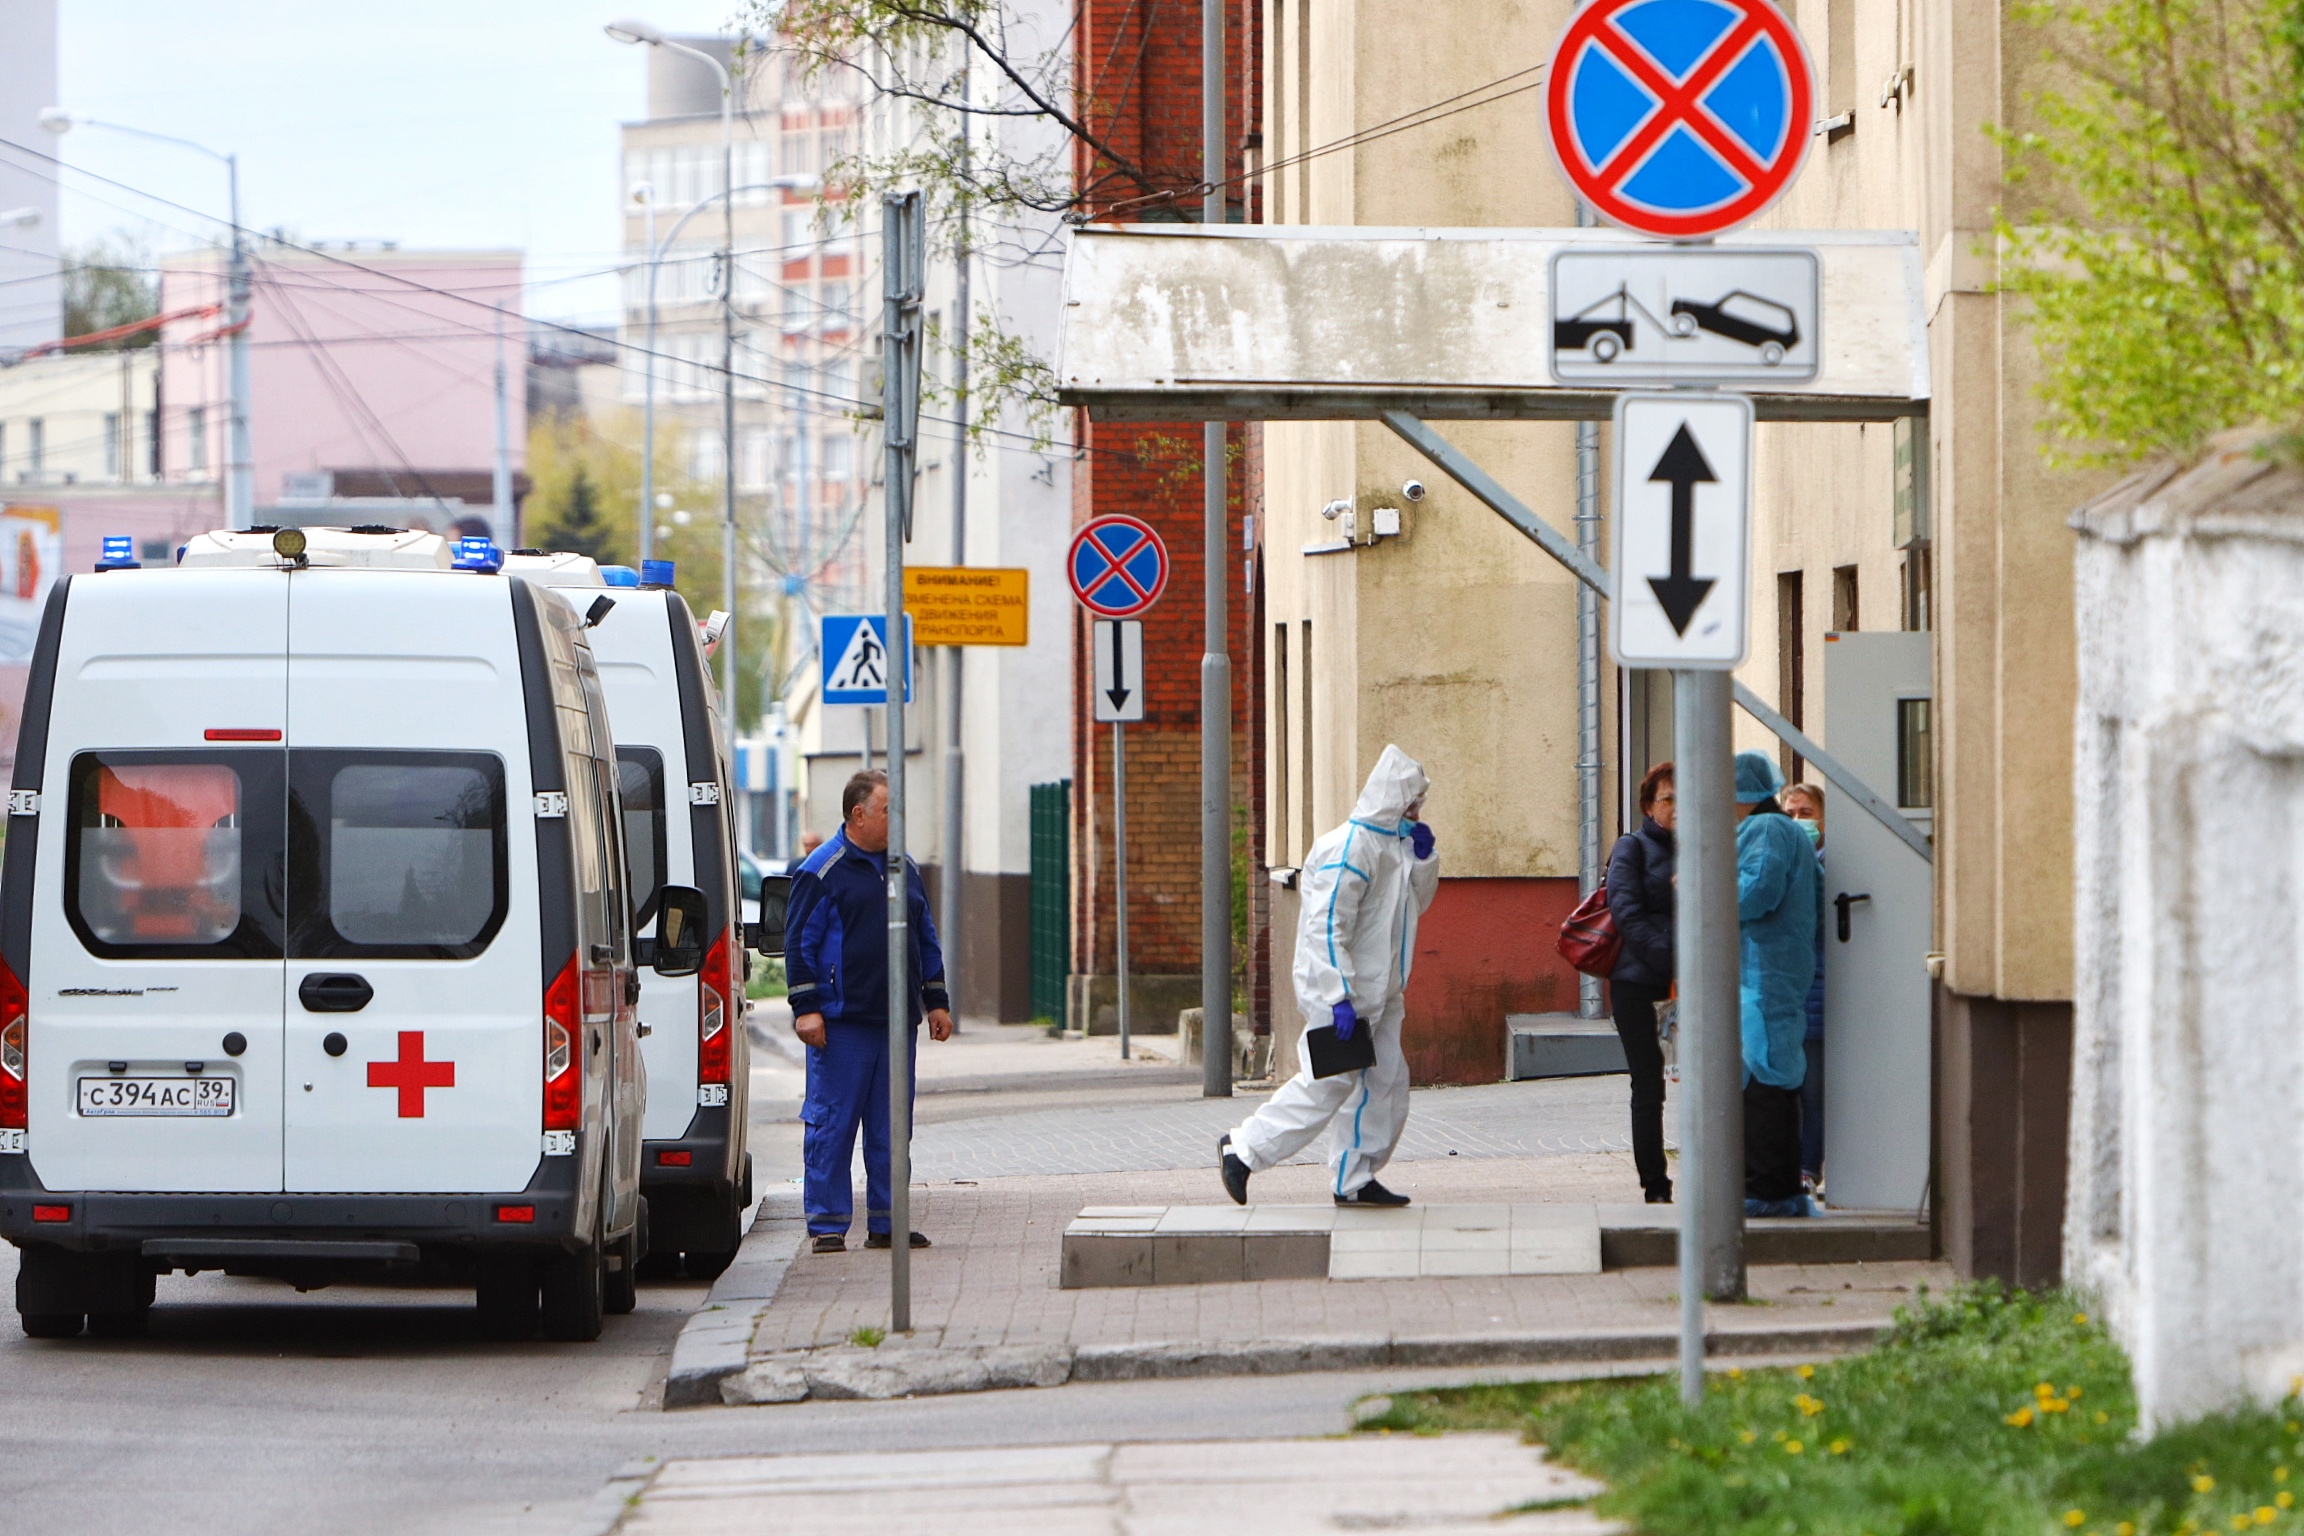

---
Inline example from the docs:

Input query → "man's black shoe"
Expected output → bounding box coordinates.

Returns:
[1220,1134,1251,1206]
[811,1233,846,1254]
[865,1231,931,1249]
[1335,1180,1411,1207]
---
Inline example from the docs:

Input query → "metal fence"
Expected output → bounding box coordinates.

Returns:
[1028,778,1071,1024]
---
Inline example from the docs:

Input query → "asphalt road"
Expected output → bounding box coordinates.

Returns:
[0,1045,1625,1535]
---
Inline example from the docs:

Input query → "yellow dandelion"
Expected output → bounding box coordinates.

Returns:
[2098,1411,2112,1425]
[2198,1474,2219,1494]
[1795,1394,1825,1418]
[2280,1492,2296,1510]
[1829,1439,1850,1455]
[2291,1422,2301,1435]
[2118,1525,2135,1536]
[2038,1382,2060,1400]
[2065,1511,2087,1528]
[2068,1385,2085,1400]
[1785,1439,1804,1455]
[2076,1312,2091,1325]
[1729,1368,1744,1381]
[2281,1469,2292,1484]
[1797,1364,1815,1380]
[1740,1429,1757,1445]
[2234,1515,2253,1531]
[2258,1509,2278,1524]
[2007,1407,2036,1428]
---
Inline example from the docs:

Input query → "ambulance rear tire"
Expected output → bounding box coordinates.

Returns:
[682,1183,744,1281]
[475,1257,539,1341]
[20,1312,83,1339]
[541,1213,606,1342]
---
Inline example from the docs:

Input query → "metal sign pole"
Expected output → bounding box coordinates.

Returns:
[1675,666,1745,1405]
[1114,718,1130,1061]
[1198,0,1232,1100]
[882,190,924,1333]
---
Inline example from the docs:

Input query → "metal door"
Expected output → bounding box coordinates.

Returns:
[282,573,541,1194]
[1819,631,1934,1212]
[29,572,289,1194]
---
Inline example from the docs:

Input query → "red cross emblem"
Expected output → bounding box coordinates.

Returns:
[367,1031,455,1118]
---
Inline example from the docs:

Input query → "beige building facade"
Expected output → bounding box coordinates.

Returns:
[1255,0,2099,1279]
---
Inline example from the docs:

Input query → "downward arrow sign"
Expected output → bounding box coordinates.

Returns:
[1104,623,1132,712]
[1646,423,1717,635]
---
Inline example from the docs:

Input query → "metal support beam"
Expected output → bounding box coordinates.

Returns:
[1380,410,1931,865]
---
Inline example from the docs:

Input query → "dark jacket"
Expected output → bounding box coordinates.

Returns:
[1606,817,1677,990]
[784,828,949,1027]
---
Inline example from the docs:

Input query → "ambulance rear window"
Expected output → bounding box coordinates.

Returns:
[288,751,508,959]
[64,750,287,959]
[617,747,665,928]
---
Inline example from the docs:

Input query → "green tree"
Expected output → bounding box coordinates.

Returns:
[1998,0,2304,464]
[530,463,614,562]
[62,237,157,348]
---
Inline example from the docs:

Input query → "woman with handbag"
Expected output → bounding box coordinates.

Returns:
[1607,762,1678,1204]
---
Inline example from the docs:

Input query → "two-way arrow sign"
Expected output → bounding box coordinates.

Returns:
[1610,391,1752,669]
[1092,619,1145,723]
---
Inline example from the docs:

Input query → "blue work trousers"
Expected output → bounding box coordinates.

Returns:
[802,1019,918,1236]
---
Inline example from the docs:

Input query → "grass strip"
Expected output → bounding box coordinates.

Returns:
[1357,1283,2304,1535]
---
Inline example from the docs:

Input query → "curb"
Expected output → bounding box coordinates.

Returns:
[567,1458,660,1536]
[662,1190,804,1409]
[717,1317,1888,1405]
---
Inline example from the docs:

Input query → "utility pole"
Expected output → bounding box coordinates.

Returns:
[940,58,972,1035]
[1574,211,1603,1021]
[718,60,738,732]
[880,190,925,1333]
[492,303,513,548]
[1199,0,1233,1099]
[637,183,658,568]
[224,152,252,531]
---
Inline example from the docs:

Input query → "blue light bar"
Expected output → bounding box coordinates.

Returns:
[95,535,140,572]
[640,558,675,589]
[452,536,505,574]
[600,565,640,588]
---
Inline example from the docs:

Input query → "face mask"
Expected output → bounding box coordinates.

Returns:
[1793,816,1822,847]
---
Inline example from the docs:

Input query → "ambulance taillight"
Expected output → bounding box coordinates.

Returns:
[0,956,25,1131]
[698,927,732,1086]
[543,954,581,1131]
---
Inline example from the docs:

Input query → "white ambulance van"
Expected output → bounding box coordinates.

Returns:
[0,527,688,1342]
[500,551,760,1279]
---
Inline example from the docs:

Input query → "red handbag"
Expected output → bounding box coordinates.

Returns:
[1556,884,1623,978]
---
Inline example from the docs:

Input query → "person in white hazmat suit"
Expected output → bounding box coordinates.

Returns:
[1221,745,1439,1207]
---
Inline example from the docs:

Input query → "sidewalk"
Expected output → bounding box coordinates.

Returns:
[718,1152,1944,1405]
[591,1432,1616,1535]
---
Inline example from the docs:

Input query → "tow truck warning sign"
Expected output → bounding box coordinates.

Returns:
[1549,246,1819,385]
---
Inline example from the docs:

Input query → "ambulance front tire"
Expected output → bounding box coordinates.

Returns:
[20,1312,83,1339]
[604,1198,644,1316]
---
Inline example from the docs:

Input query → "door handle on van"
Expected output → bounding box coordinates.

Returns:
[299,973,374,1013]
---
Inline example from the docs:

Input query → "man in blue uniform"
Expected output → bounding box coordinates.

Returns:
[784,769,954,1255]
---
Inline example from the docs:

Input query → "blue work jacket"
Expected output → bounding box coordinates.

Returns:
[784,829,949,1027]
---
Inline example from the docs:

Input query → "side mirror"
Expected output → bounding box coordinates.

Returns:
[746,873,791,957]
[653,884,708,976]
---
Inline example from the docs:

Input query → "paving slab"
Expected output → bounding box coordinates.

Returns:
[605,1433,1615,1535]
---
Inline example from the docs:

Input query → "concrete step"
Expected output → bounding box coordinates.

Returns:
[1061,1201,1932,1288]
[1507,1013,1628,1080]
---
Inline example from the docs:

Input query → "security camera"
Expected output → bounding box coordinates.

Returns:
[1319,498,1352,521]
[1401,480,1427,503]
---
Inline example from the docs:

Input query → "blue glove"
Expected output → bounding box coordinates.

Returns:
[1409,821,1435,860]
[1331,999,1359,1041]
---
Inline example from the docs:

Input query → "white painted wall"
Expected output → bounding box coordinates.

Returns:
[0,0,61,355]
[2068,432,2304,1430]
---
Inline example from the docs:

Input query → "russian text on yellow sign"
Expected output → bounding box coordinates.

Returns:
[903,566,1030,646]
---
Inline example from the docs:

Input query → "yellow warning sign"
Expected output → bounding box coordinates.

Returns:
[904,566,1030,646]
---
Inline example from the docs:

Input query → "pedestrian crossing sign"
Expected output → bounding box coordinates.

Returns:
[820,614,913,704]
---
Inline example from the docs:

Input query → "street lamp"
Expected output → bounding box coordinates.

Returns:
[42,110,251,529]
[606,19,740,729]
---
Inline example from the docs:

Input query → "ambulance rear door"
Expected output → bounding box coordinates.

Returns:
[282,571,541,1194]
[27,571,289,1195]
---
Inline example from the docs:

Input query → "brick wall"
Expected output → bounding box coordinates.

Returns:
[1070,0,1266,1024]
